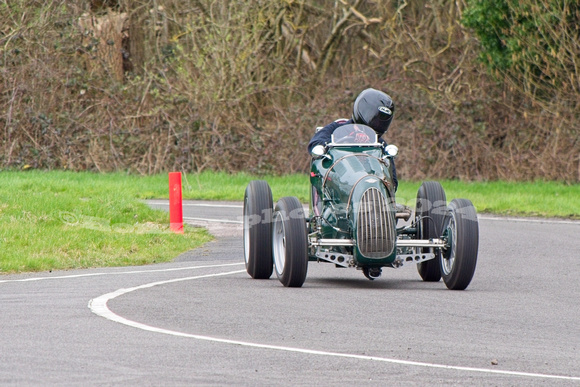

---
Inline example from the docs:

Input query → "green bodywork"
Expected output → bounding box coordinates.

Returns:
[309,142,398,266]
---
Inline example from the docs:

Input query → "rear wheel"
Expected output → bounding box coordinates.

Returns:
[272,197,308,287]
[243,180,273,279]
[441,199,479,290]
[415,181,447,282]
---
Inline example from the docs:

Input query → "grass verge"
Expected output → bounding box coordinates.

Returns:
[0,171,212,273]
[1,170,578,273]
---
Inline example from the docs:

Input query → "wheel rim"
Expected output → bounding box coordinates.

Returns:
[243,197,250,264]
[272,211,286,275]
[441,213,457,275]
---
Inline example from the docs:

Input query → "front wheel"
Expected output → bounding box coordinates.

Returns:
[272,197,308,287]
[440,199,479,290]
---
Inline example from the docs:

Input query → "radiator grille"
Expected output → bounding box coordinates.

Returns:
[357,187,396,258]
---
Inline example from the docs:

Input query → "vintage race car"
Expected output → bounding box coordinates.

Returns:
[243,123,479,290]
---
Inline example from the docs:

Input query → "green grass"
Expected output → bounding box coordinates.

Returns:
[1,170,579,273]
[130,171,311,202]
[0,171,212,273]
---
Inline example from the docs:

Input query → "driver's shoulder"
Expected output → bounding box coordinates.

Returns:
[325,118,351,132]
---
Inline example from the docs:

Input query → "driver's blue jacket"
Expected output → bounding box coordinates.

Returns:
[308,119,398,192]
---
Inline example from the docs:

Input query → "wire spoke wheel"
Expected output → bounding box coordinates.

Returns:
[440,199,479,290]
[272,212,287,275]
[272,196,308,287]
[441,215,456,276]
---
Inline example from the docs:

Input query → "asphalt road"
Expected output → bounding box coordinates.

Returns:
[1,200,579,386]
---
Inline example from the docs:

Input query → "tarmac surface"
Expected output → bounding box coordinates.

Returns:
[1,200,579,386]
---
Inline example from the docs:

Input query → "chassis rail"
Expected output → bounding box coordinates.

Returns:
[309,237,447,268]
[310,238,446,249]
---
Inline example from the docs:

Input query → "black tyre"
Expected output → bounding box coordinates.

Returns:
[415,181,447,282]
[243,180,273,279]
[441,199,479,290]
[272,196,308,287]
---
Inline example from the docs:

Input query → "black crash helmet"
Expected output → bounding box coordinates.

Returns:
[352,88,395,135]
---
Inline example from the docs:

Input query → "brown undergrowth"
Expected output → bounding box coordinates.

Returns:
[1,0,578,181]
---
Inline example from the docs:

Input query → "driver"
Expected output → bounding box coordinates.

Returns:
[308,88,398,191]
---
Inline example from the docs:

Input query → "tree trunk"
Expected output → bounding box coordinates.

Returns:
[78,10,127,82]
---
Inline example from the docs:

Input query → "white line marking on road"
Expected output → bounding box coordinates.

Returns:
[184,217,243,224]
[478,215,580,225]
[89,270,580,382]
[148,201,243,208]
[0,263,244,284]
